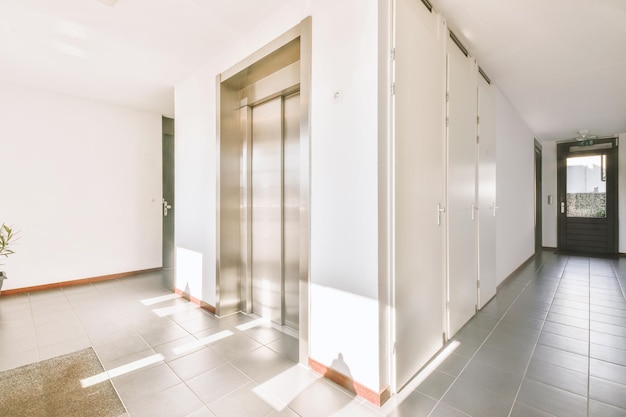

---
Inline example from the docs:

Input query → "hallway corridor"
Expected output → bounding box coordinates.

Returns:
[0,251,625,416]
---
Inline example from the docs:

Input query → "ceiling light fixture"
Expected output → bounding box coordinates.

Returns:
[97,0,119,6]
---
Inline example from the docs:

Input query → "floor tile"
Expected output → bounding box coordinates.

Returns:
[125,383,205,417]
[209,333,263,362]
[509,402,557,417]
[140,323,190,347]
[435,353,469,377]
[187,363,251,405]
[591,321,626,338]
[166,347,225,381]
[112,362,182,405]
[537,332,589,356]
[531,344,588,374]
[458,359,523,399]
[266,335,299,362]
[441,377,513,417]
[588,399,626,417]
[414,370,455,400]
[589,376,626,409]
[428,402,471,417]
[288,379,361,417]
[590,343,626,367]
[383,390,437,417]
[517,378,587,417]
[207,382,275,417]
[230,346,294,382]
[526,358,588,397]
[1,255,626,417]
[590,358,626,385]
[590,331,626,350]
[446,336,481,359]
[541,321,589,342]
[93,334,152,366]
[472,344,529,375]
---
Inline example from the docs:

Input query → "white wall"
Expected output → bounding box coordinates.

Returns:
[175,0,385,393]
[495,87,536,284]
[0,82,162,290]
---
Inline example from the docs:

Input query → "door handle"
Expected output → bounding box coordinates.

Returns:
[560,201,565,214]
[163,198,172,217]
[492,203,499,217]
[437,203,446,226]
[471,203,477,221]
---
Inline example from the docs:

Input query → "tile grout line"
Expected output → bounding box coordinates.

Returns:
[505,255,570,417]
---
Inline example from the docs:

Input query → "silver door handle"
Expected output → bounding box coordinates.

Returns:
[471,203,477,221]
[492,203,499,217]
[437,203,446,226]
[163,198,172,216]
[560,201,565,214]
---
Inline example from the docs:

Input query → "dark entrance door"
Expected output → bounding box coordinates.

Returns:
[162,117,175,288]
[557,138,618,255]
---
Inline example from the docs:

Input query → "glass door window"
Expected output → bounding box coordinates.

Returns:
[566,155,606,218]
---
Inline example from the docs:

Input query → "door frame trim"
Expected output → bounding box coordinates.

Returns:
[556,137,618,254]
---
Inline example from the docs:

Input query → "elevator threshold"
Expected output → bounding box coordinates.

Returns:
[241,313,299,339]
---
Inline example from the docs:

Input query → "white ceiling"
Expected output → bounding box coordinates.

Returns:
[0,0,291,118]
[432,0,626,141]
[1,0,625,141]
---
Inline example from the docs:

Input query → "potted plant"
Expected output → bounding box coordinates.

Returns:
[0,224,16,292]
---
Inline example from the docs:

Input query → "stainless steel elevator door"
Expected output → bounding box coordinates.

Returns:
[251,93,300,329]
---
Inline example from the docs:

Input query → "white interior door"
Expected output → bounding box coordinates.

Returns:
[393,0,446,390]
[477,75,497,309]
[446,37,478,337]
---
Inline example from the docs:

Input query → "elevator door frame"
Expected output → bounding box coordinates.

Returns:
[216,18,311,365]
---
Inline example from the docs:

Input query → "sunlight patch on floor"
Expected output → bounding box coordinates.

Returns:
[172,330,234,355]
[80,354,165,388]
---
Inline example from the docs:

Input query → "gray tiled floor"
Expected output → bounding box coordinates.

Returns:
[0,251,625,416]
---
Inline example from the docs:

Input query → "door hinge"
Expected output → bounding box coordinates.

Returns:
[477,116,480,124]
[391,48,396,61]
[391,83,396,96]
[446,117,449,127]
[446,301,450,310]
[477,280,480,289]
[477,135,480,144]
[446,92,449,102]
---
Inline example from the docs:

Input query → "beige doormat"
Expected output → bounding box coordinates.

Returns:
[0,347,126,417]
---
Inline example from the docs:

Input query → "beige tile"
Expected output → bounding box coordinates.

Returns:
[208,382,275,417]
[167,347,225,381]
[125,383,205,417]
[112,363,182,405]
[187,363,251,405]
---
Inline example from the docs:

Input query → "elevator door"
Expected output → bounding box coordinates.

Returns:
[251,93,300,329]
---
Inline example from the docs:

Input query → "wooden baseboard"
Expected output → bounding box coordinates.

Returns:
[0,268,163,296]
[174,288,216,314]
[308,357,390,407]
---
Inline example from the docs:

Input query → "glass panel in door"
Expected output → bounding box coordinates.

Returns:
[566,155,606,218]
